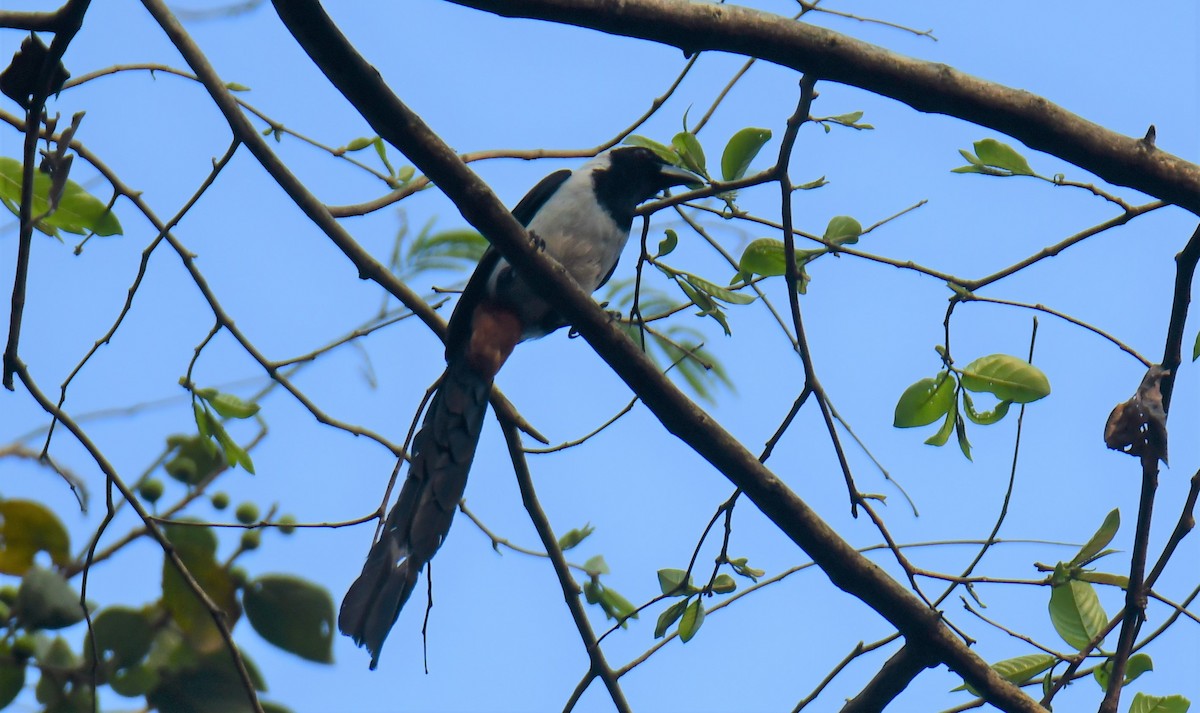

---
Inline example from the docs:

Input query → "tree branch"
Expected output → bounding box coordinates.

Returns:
[136,0,545,447]
[269,2,1044,709]
[449,0,1200,215]
[840,644,936,713]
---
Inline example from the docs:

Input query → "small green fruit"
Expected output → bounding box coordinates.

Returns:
[234,502,259,525]
[277,514,297,535]
[210,492,230,510]
[240,530,261,551]
[12,634,36,659]
[138,478,164,503]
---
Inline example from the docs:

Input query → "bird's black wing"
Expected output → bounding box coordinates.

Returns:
[511,168,571,226]
[444,168,572,357]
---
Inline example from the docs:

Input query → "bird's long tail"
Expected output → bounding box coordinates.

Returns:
[338,356,491,668]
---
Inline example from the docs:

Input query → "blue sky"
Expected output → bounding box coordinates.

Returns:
[2,1,1198,711]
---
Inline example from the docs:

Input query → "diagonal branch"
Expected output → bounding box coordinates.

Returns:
[136,0,544,446]
[498,419,631,713]
[448,0,1200,215]
[269,2,1043,709]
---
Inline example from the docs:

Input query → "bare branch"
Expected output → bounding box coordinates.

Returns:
[449,0,1200,214]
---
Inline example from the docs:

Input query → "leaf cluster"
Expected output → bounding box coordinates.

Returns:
[0,498,333,713]
[894,353,1051,460]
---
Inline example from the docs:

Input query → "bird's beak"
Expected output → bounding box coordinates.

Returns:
[658,163,705,190]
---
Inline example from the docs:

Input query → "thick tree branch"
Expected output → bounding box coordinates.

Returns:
[840,644,936,713]
[270,2,1044,709]
[449,0,1200,216]
[1160,224,1200,411]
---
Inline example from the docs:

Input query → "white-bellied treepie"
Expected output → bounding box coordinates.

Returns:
[339,147,699,668]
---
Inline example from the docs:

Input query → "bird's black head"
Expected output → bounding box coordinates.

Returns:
[590,146,700,230]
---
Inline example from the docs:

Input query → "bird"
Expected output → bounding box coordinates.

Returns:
[338,146,700,668]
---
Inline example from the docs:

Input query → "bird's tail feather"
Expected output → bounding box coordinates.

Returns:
[338,357,491,668]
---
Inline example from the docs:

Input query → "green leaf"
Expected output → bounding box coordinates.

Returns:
[0,499,71,574]
[734,237,819,288]
[583,554,609,576]
[243,575,335,664]
[671,131,707,176]
[33,636,90,711]
[14,565,84,629]
[372,137,395,176]
[1041,663,1056,699]
[729,557,765,581]
[958,148,983,166]
[955,412,973,461]
[1124,652,1154,684]
[894,372,956,428]
[208,419,255,474]
[950,164,994,175]
[720,127,772,181]
[657,229,678,258]
[224,82,250,92]
[654,599,688,639]
[597,586,638,626]
[991,653,1056,686]
[623,135,678,165]
[582,580,600,605]
[1192,331,1200,361]
[85,606,155,669]
[161,522,240,652]
[165,434,224,485]
[711,573,736,594]
[394,165,415,183]
[822,111,874,130]
[676,277,731,336]
[557,523,595,551]
[925,400,957,447]
[1071,509,1121,566]
[973,139,1035,176]
[1128,692,1190,713]
[960,354,1051,403]
[956,653,1055,694]
[0,156,122,236]
[193,401,212,441]
[1078,571,1129,589]
[685,273,756,305]
[678,598,705,643]
[399,227,489,279]
[737,238,787,278]
[202,391,260,420]
[1093,652,1153,690]
[147,649,266,713]
[344,136,376,152]
[1048,575,1107,650]
[823,215,862,246]
[961,390,1012,425]
[0,649,24,709]
[795,176,828,190]
[657,568,693,596]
